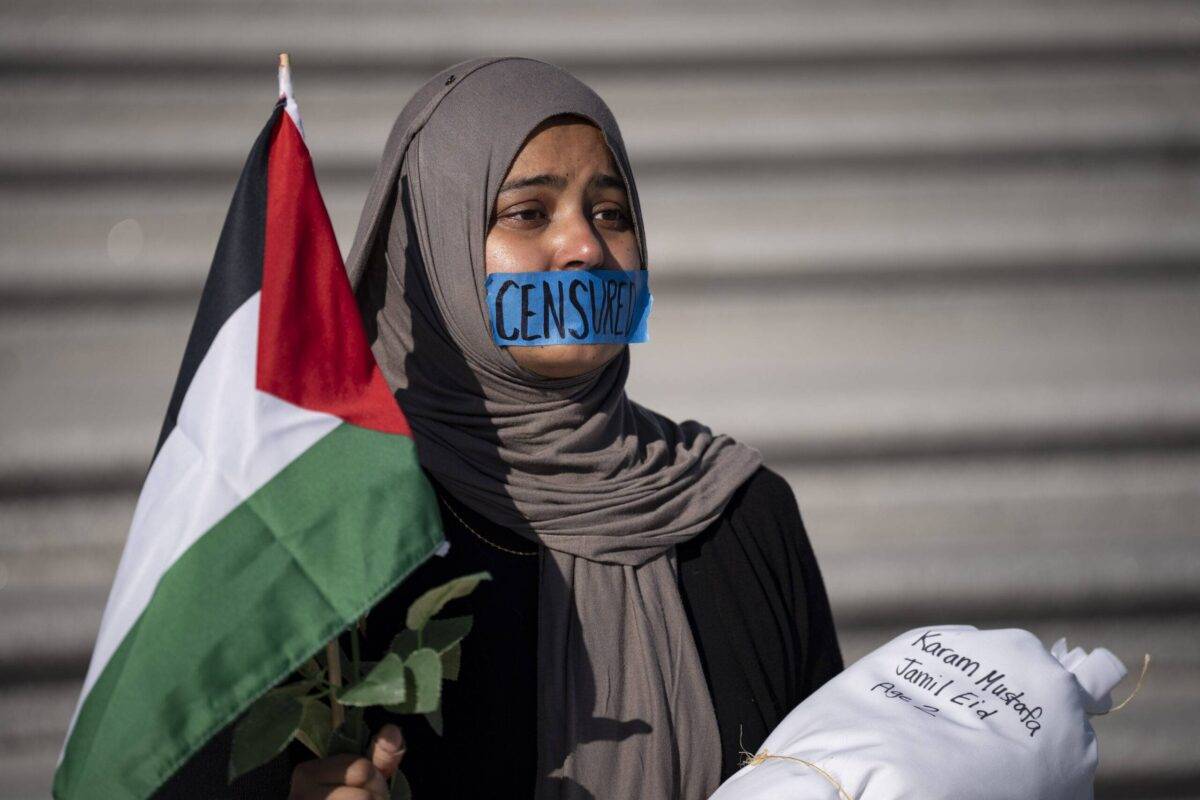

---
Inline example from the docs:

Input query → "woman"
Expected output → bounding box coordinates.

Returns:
[156,56,841,800]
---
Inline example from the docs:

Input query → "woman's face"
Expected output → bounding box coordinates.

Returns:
[486,115,642,379]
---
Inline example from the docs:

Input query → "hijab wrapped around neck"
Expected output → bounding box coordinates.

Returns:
[346,56,763,799]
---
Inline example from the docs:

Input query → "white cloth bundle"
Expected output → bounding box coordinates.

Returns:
[710,625,1128,800]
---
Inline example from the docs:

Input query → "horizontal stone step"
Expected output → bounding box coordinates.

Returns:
[781,450,1200,625]
[629,277,1200,449]
[3,2,1198,73]
[810,497,1200,626]
[3,59,1196,179]
[3,161,1198,300]
[0,681,76,799]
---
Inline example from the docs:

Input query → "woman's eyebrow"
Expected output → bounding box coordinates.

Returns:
[498,172,626,194]
[499,173,566,193]
[589,173,626,192]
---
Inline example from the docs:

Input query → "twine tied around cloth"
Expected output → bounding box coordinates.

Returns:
[1093,653,1151,716]
[736,727,856,800]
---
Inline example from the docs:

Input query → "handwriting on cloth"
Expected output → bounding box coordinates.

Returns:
[868,630,1049,738]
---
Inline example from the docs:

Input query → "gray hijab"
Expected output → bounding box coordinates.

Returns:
[346,56,763,799]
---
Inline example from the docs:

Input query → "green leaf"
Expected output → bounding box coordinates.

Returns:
[440,642,462,681]
[338,653,408,706]
[406,648,443,714]
[405,572,491,630]
[389,618,470,660]
[390,769,413,800]
[425,707,444,736]
[298,658,322,679]
[294,698,332,758]
[422,615,473,654]
[389,628,420,659]
[228,690,303,782]
[380,648,443,715]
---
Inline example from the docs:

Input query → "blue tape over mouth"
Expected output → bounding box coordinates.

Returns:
[485,270,652,346]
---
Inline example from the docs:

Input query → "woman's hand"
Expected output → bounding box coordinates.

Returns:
[287,724,406,800]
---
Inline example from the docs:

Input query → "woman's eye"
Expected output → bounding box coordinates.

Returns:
[594,207,630,228]
[501,206,547,227]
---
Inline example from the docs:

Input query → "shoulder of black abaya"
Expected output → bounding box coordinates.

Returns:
[721,464,811,550]
[723,464,845,678]
[727,465,797,518]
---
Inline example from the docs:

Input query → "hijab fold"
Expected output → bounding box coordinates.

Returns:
[346,56,763,800]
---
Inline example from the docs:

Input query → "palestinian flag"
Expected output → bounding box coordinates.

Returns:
[54,63,443,799]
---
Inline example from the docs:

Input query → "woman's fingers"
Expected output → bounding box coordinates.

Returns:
[322,788,377,800]
[291,754,385,798]
[288,725,404,800]
[362,766,390,800]
[324,786,374,800]
[369,723,407,780]
[294,753,372,786]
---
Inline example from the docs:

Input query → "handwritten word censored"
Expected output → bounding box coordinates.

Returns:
[485,270,651,346]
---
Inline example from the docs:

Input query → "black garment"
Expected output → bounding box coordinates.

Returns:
[155,465,842,798]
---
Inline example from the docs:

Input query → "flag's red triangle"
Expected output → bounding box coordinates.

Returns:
[257,113,411,436]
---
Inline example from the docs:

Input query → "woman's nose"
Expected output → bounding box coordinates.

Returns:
[550,212,605,270]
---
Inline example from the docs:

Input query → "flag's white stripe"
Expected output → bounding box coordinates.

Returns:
[278,59,304,138]
[62,292,341,747]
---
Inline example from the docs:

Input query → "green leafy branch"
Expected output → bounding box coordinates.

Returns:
[228,571,492,798]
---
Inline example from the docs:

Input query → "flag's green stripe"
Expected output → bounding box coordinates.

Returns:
[54,424,442,800]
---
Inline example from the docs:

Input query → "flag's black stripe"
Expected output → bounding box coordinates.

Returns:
[153,103,283,457]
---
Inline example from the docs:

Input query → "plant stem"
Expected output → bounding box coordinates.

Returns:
[349,619,363,747]
[326,640,344,730]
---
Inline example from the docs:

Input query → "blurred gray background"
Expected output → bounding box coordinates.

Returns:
[2,1,1199,797]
